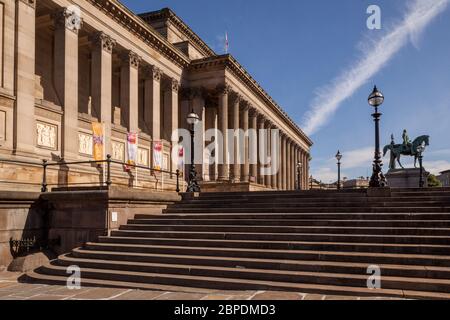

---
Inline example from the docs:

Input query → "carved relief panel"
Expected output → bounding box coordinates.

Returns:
[111,141,125,161]
[78,132,93,156]
[36,121,57,150]
[137,148,149,166]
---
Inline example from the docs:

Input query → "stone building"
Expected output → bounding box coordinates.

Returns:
[0,0,312,192]
[437,170,450,187]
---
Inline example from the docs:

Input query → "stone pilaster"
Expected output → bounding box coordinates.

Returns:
[143,65,161,142]
[217,84,230,181]
[164,78,180,173]
[91,31,116,155]
[120,50,141,133]
[53,7,82,159]
[14,0,36,155]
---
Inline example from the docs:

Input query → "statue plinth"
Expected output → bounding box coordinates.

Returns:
[385,168,429,188]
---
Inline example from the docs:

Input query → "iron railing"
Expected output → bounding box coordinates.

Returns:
[0,155,181,193]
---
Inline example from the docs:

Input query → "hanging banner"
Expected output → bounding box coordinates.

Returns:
[92,122,104,161]
[153,142,163,170]
[127,132,138,165]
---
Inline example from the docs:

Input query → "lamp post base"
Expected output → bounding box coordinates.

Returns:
[369,163,388,188]
[186,166,201,193]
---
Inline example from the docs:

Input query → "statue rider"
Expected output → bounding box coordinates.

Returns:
[402,129,412,153]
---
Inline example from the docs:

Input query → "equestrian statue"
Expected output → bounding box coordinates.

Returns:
[383,130,430,170]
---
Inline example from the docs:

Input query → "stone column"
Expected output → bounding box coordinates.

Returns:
[294,145,303,190]
[164,78,180,172]
[249,108,258,183]
[257,115,266,186]
[241,104,250,182]
[279,134,285,190]
[143,65,161,141]
[231,94,241,182]
[53,7,82,159]
[217,85,230,181]
[271,124,278,190]
[91,32,115,156]
[305,152,310,190]
[192,88,205,180]
[120,51,141,134]
[282,135,287,190]
[286,139,292,190]
[265,120,272,189]
[14,0,36,155]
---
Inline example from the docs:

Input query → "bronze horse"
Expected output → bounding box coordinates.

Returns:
[383,135,430,170]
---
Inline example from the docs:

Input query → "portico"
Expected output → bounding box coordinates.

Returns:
[0,1,312,192]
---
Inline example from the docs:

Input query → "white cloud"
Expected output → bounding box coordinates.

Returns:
[301,0,449,136]
[312,146,373,182]
[424,160,450,175]
[311,167,340,183]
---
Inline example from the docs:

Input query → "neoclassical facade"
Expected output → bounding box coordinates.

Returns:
[0,0,312,192]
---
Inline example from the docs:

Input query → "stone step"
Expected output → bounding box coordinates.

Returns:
[97,236,450,255]
[167,201,450,209]
[118,224,450,236]
[163,207,450,214]
[135,213,450,220]
[72,247,450,280]
[128,218,450,228]
[54,254,450,294]
[83,242,450,267]
[110,230,450,245]
[33,259,450,297]
[182,196,450,204]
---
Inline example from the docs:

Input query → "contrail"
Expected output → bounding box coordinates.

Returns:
[302,0,449,136]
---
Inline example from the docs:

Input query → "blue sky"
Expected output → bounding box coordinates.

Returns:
[123,0,450,182]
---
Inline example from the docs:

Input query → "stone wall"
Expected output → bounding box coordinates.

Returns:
[0,187,181,269]
[0,191,44,269]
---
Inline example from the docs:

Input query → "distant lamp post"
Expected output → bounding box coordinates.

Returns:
[310,175,313,190]
[296,162,303,190]
[186,109,201,193]
[335,150,343,190]
[417,142,426,188]
[368,86,388,188]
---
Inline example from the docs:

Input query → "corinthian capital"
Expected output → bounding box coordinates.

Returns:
[121,51,142,69]
[165,78,180,92]
[143,65,162,81]
[216,83,231,96]
[53,6,83,33]
[91,31,116,53]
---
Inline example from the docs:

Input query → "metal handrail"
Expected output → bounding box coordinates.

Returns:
[0,155,181,193]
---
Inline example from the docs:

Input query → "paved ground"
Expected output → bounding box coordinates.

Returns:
[0,271,396,300]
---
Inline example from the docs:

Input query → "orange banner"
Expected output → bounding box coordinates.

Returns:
[92,122,104,161]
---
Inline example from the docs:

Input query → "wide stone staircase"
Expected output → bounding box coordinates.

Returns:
[25,188,450,299]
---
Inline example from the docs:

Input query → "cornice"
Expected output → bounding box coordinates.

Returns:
[139,8,216,58]
[190,55,313,147]
[86,0,190,68]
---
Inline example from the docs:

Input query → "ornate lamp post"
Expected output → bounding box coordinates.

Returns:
[296,162,302,190]
[186,110,201,193]
[335,150,342,190]
[417,142,426,188]
[368,86,388,188]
